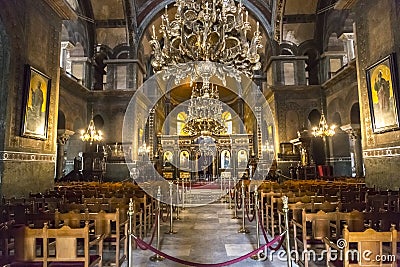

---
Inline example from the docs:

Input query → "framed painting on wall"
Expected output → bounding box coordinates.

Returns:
[21,65,51,140]
[366,53,400,133]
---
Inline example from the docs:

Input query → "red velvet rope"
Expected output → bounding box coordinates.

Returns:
[132,233,283,267]
[137,210,159,250]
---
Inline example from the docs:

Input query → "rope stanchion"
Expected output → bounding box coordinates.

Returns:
[232,178,239,219]
[176,182,181,220]
[161,204,170,222]
[181,178,185,210]
[238,180,249,234]
[132,233,283,267]
[166,182,177,234]
[127,198,134,267]
[245,197,256,222]
[228,179,232,209]
[282,195,292,267]
[149,186,164,262]
[250,185,265,261]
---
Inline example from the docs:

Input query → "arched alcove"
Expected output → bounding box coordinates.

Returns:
[286,110,299,140]
[93,114,104,129]
[57,110,66,129]
[308,109,321,128]
[350,103,361,124]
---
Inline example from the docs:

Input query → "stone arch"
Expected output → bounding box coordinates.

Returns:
[93,114,104,130]
[308,109,321,128]
[58,110,66,129]
[331,112,342,127]
[299,42,320,85]
[285,110,299,140]
[278,41,298,55]
[350,103,360,124]
[112,44,131,59]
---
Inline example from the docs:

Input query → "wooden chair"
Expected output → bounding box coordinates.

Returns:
[86,209,127,267]
[324,225,397,267]
[292,209,339,267]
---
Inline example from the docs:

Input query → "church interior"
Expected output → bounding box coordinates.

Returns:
[1,0,400,266]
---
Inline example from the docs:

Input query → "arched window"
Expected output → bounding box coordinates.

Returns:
[221,150,231,168]
[222,111,232,134]
[238,150,248,168]
[177,112,188,136]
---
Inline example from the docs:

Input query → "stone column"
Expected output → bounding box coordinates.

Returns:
[56,130,75,180]
[341,124,364,177]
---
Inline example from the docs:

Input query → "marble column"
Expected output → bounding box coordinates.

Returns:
[56,129,75,180]
[341,124,364,177]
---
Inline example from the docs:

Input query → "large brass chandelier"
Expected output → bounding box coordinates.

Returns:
[183,82,226,135]
[150,0,263,135]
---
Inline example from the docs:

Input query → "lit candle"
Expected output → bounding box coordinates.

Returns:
[246,11,248,23]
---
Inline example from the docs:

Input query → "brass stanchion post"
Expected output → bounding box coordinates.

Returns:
[150,187,164,262]
[238,180,249,233]
[251,185,265,261]
[166,182,177,234]
[176,182,181,220]
[127,198,134,267]
[181,178,185,210]
[283,195,292,267]
[232,177,239,219]
[228,178,232,209]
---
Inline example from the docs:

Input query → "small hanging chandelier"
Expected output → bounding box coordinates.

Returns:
[80,111,103,145]
[312,112,336,137]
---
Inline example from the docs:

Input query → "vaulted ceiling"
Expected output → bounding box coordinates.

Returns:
[62,0,351,64]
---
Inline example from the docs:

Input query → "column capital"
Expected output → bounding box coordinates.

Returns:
[57,129,75,145]
[340,124,361,139]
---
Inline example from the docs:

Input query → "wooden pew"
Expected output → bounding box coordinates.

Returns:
[55,208,128,266]
[46,222,102,267]
[11,222,103,267]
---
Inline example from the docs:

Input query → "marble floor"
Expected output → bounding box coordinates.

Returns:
[126,198,297,267]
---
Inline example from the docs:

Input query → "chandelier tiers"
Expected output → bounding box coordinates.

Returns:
[149,0,263,78]
[183,82,227,135]
[80,112,103,145]
[312,112,336,137]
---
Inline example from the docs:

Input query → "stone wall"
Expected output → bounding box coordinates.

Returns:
[0,0,65,197]
[354,0,400,189]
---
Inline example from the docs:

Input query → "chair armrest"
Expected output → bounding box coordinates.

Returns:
[119,219,128,227]
[323,237,341,251]
[89,233,106,246]
[292,219,302,228]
